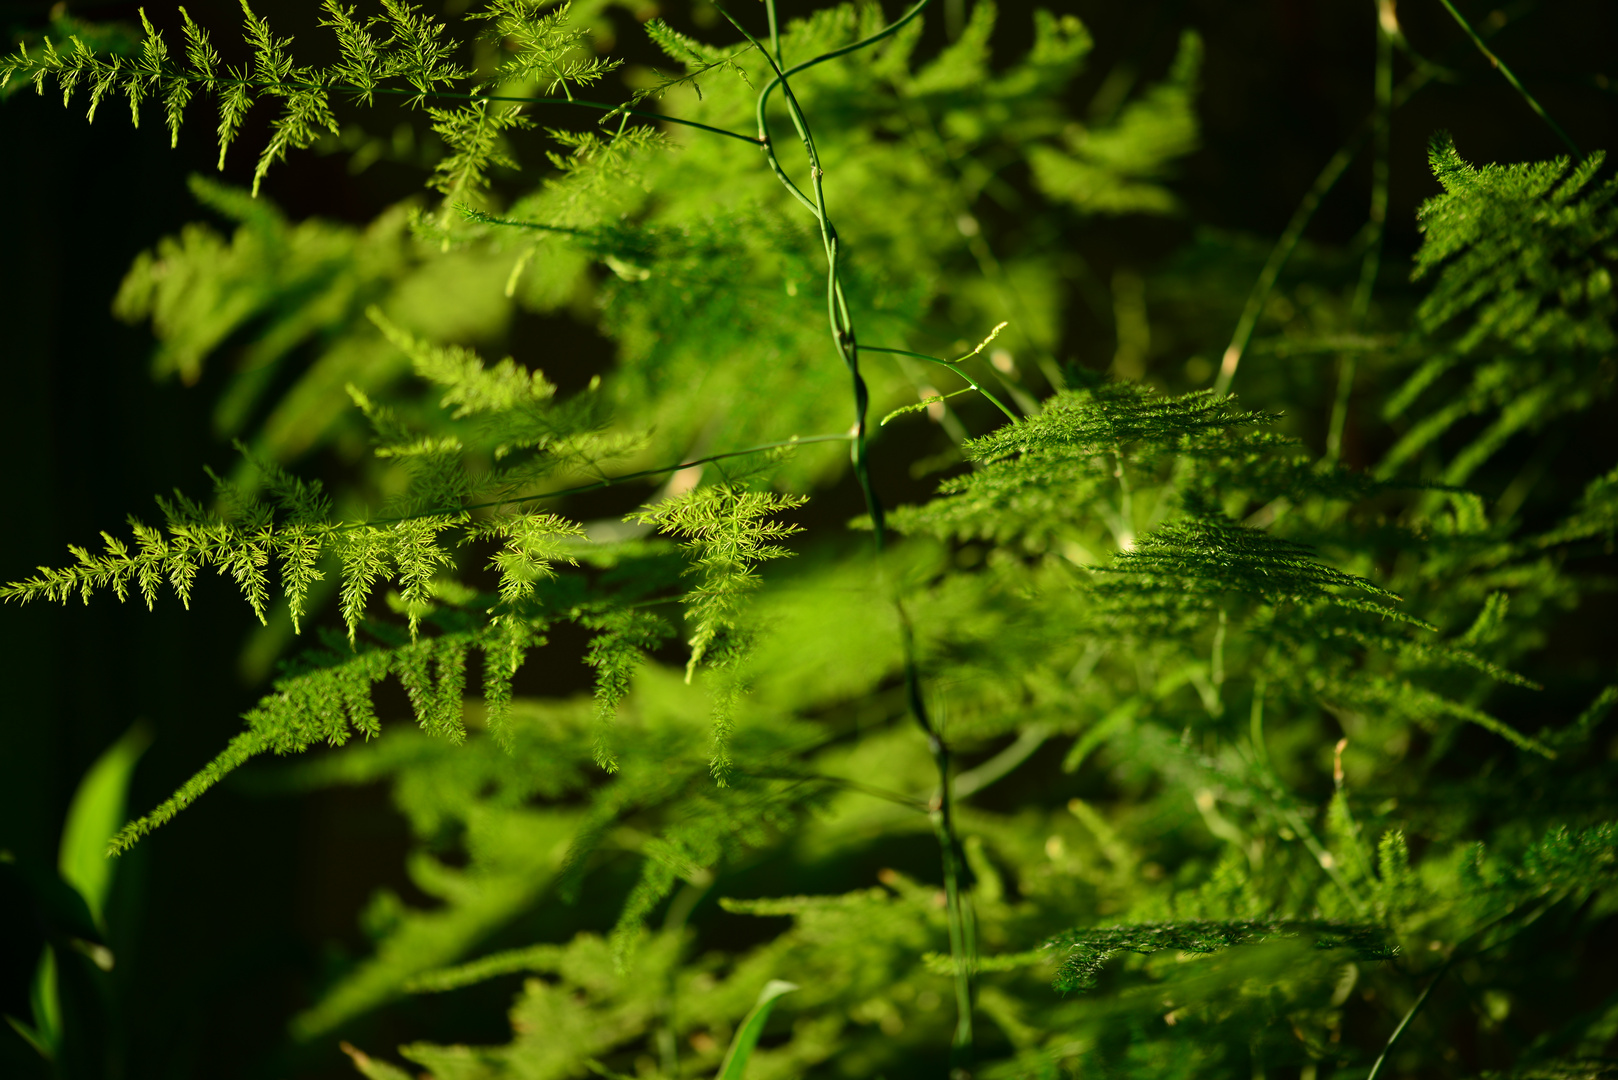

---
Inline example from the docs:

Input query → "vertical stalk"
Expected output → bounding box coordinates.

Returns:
[914,654,976,1074]
[1330,0,1394,464]
[739,0,976,1069]
[1212,140,1358,397]
[765,0,783,67]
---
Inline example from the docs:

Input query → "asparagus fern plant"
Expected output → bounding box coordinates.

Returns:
[2,0,1615,1078]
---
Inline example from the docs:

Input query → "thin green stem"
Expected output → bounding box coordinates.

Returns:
[862,347,1020,424]
[1212,141,1358,398]
[729,0,975,1069]
[1363,952,1455,1080]
[1329,0,1395,463]
[1111,451,1136,550]
[457,207,588,233]
[1211,8,1521,396]
[917,643,975,1073]
[1365,895,1555,1080]
[1353,1,1395,329]
[762,0,935,101]
[710,7,820,217]
[1435,0,1581,159]
[765,0,784,68]
[363,433,855,527]
[359,85,766,145]
[741,770,931,812]
[1248,673,1270,769]
[952,725,1051,799]
[1326,363,1358,464]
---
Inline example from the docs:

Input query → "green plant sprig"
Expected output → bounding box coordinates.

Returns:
[0,433,854,640]
[0,0,762,199]
[865,321,1021,425]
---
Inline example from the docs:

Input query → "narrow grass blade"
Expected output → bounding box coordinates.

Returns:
[716,979,798,1079]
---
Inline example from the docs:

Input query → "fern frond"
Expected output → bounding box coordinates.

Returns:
[107,636,416,853]
[603,17,754,123]
[369,306,557,418]
[1097,518,1407,614]
[468,0,619,98]
[892,383,1279,544]
[376,0,467,101]
[466,511,583,606]
[1540,464,1618,546]
[629,484,806,679]
[1043,918,1395,994]
[582,608,674,770]
[629,483,805,781]
[1027,29,1201,215]
[318,0,384,104]
[969,383,1278,466]
[1382,134,1618,481]
[427,99,532,204]
[405,941,566,992]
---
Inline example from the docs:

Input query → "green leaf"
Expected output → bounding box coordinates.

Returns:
[6,947,62,1062]
[716,979,799,1080]
[60,723,150,926]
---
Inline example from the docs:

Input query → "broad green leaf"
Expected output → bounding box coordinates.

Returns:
[59,723,150,927]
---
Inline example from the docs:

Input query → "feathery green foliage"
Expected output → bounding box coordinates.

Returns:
[4,1,1617,1078]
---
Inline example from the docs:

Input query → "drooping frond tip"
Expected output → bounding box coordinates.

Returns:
[0,0,636,197]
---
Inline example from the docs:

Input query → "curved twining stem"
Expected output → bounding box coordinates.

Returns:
[761,0,935,107]
[729,0,980,1070]
[718,6,823,221]
[713,3,881,527]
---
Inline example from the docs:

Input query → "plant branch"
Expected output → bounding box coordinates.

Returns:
[863,346,1020,424]
[1328,0,1395,463]
[736,0,976,1070]
[1435,0,1581,159]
